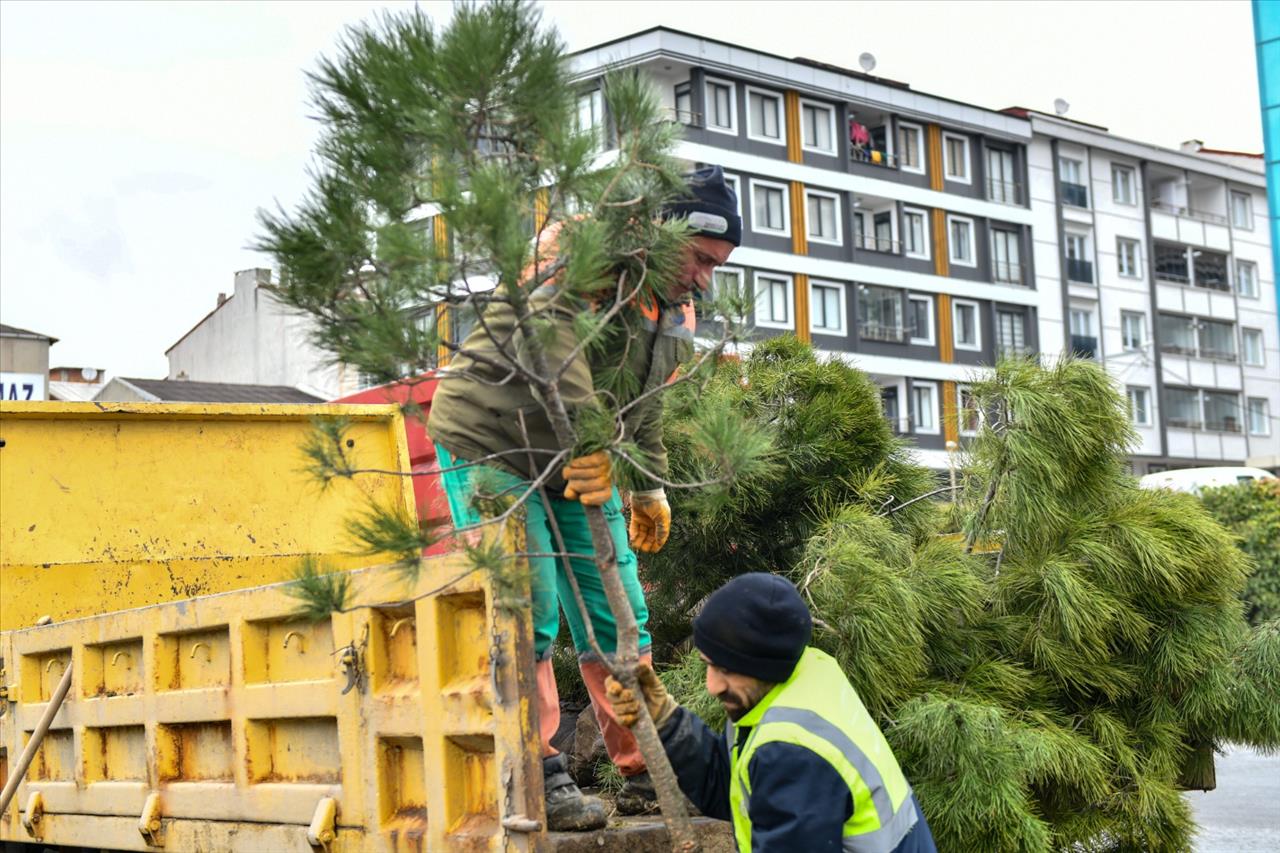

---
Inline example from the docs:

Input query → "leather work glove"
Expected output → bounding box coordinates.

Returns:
[562,451,613,505]
[629,489,671,553]
[605,662,678,729]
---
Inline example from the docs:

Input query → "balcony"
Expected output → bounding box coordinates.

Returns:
[851,147,899,169]
[859,323,908,343]
[1205,417,1242,433]
[986,179,1024,206]
[665,106,702,127]
[992,261,1024,285]
[997,344,1032,359]
[1167,417,1203,430]
[1150,199,1229,225]
[853,234,903,255]
[1070,334,1098,359]
[1066,257,1094,283]
[1061,182,1089,208]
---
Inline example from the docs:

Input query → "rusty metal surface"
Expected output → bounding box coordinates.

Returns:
[546,816,735,852]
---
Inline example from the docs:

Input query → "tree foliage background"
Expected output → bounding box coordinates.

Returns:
[647,338,1280,852]
[1200,479,1280,626]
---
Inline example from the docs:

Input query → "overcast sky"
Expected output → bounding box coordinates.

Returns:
[0,0,1262,380]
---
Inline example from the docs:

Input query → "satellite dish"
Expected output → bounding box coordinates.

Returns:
[1053,98,1070,116]
[859,52,876,74]
[81,367,98,381]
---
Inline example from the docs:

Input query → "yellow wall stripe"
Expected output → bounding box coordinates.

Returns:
[435,302,451,367]
[932,208,949,278]
[942,380,959,445]
[927,124,944,191]
[937,293,954,363]
[784,91,803,163]
[790,181,809,256]
[794,273,811,343]
[534,188,550,233]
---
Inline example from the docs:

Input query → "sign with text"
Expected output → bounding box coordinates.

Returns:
[1,372,46,401]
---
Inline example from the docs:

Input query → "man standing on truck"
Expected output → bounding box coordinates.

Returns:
[427,166,741,830]
[605,573,938,852]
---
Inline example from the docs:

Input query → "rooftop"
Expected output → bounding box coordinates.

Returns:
[0,323,58,343]
[106,378,324,404]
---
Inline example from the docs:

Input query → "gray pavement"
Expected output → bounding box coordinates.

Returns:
[1186,744,1280,852]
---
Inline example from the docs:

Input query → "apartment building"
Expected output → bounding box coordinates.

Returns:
[569,27,1280,473]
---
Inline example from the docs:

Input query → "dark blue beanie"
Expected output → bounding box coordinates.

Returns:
[663,164,742,247]
[693,573,812,683]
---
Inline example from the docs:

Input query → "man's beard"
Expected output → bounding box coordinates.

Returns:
[716,682,772,722]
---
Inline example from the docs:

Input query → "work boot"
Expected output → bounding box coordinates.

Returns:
[544,754,607,831]
[614,770,660,816]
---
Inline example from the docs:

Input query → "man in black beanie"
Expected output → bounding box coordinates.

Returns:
[606,573,936,852]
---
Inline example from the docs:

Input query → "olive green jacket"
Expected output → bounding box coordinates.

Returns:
[427,278,694,494]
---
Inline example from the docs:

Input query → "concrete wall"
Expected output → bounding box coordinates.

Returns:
[166,269,351,399]
[0,335,52,400]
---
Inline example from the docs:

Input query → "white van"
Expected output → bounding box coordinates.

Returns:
[1138,466,1277,494]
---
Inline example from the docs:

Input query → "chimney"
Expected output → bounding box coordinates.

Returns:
[1180,139,1204,154]
[233,267,272,298]
[217,292,228,307]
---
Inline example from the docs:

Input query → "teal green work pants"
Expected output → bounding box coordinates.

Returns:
[434,444,651,660]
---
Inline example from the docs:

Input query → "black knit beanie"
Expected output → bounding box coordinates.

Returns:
[662,164,742,247]
[693,573,812,683]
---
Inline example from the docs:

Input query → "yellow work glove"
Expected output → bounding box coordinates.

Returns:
[562,451,613,505]
[629,489,671,553]
[605,662,678,729]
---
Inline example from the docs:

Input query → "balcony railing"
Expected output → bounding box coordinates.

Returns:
[850,147,899,169]
[997,344,1032,359]
[1199,347,1238,362]
[1205,418,1242,433]
[853,234,903,255]
[992,261,1024,285]
[1070,334,1098,359]
[664,107,703,127]
[1167,417,1203,430]
[1066,257,1094,283]
[859,323,909,343]
[986,179,1024,206]
[1061,182,1089,208]
[1150,199,1229,225]
[1155,266,1190,285]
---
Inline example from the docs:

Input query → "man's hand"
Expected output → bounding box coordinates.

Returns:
[629,489,671,553]
[562,451,613,505]
[605,662,678,729]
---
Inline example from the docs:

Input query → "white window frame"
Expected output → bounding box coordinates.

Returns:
[707,266,744,322]
[957,384,982,436]
[749,178,791,237]
[575,89,604,140]
[1236,259,1259,298]
[1121,311,1147,352]
[952,298,982,351]
[1065,232,1088,260]
[1127,386,1152,426]
[1247,397,1272,436]
[744,85,785,146]
[897,121,925,175]
[902,206,930,260]
[1069,307,1095,338]
[704,76,737,136]
[753,271,795,330]
[946,214,977,267]
[1242,327,1266,367]
[1230,190,1254,230]
[911,380,940,435]
[1117,237,1141,278]
[722,173,743,218]
[1059,157,1083,185]
[798,98,837,155]
[808,279,847,336]
[1111,164,1137,205]
[942,132,971,185]
[804,188,843,246]
[908,294,935,346]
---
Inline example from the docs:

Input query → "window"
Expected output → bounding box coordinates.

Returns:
[881,387,901,432]
[1230,190,1254,230]
[943,133,970,183]
[1060,157,1087,207]
[1243,328,1265,366]
[1127,387,1152,426]
[947,215,976,266]
[897,122,924,173]
[1204,391,1242,432]
[1236,260,1259,298]
[1158,314,1197,355]
[750,179,790,236]
[1065,233,1087,260]
[851,211,868,249]
[874,213,894,253]
[745,87,784,144]
[1121,311,1147,351]
[754,273,793,329]
[1193,250,1228,292]
[1165,388,1201,429]
[722,173,742,217]
[991,229,1022,283]
[1070,308,1094,337]
[1248,398,1271,436]
[1111,165,1136,205]
[1060,157,1082,184]
[1154,243,1190,283]
[810,280,846,335]
[805,189,842,245]
[858,284,905,342]
[987,148,1017,203]
[958,384,981,434]
[800,100,835,154]
[1198,319,1237,361]
[953,299,981,351]
[908,295,934,345]
[911,381,939,434]
[575,89,604,149]
[1117,237,1140,277]
[673,84,693,125]
[996,310,1026,357]
[704,77,736,134]
[704,267,743,321]
[903,208,929,259]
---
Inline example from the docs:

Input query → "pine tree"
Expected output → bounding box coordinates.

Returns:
[253,3,770,846]
[650,339,1280,852]
[1200,479,1280,626]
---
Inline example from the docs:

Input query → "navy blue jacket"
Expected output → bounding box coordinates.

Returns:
[658,707,937,853]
